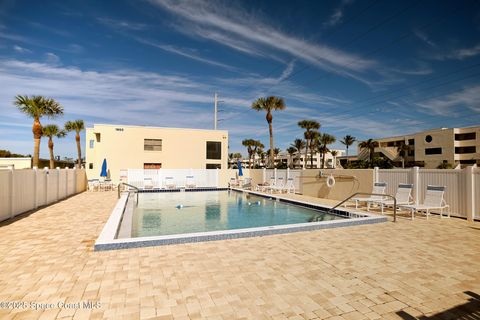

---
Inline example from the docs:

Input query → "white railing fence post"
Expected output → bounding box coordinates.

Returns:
[65,167,69,198]
[33,166,38,209]
[465,166,475,222]
[374,167,379,183]
[274,168,277,182]
[56,167,60,202]
[9,168,14,218]
[412,166,420,205]
[287,167,290,179]
[263,168,266,183]
[73,167,77,195]
[44,167,49,205]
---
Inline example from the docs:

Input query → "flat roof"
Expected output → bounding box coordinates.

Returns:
[367,125,480,142]
[88,123,228,133]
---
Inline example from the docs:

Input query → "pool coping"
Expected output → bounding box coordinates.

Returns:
[94,189,387,251]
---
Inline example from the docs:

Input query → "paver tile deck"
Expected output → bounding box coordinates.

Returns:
[0,191,479,319]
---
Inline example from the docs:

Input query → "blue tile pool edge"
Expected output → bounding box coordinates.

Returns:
[94,189,387,251]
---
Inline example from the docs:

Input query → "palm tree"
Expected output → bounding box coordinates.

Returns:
[298,120,320,169]
[251,96,286,168]
[13,95,64,167]
[256,148,264,167]
[291,138,306,169]
[397,143,410,168]
[242,139,264,169]
[340,135,356,165]
[358,139,379,166]
[286,147,296,169]
[42,124,66,169]
[318,133,336,169]
[64,120,85,169]
[330,150,338,168]
[309,131,320,168]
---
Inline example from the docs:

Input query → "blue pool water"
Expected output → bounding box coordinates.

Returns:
[131,191,343,237]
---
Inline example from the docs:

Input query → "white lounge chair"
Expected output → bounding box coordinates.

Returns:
[229,177,240,187]
[255,177,275,192]
[400,185,450,220]
[367,183,413,213]
[285,177,295,194]
[348,182,387,209]
[185,175,196,188]
[164,177,176,189]
[241,177,252,189]
[268,177,285,193]
[144,177,154,190]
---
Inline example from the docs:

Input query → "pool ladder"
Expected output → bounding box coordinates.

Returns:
[117,182,139,203]
[322,192,397,222]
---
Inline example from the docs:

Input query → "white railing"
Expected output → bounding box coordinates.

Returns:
[377,166,478,220]
[127,169,219,189]
[0,168,87,222]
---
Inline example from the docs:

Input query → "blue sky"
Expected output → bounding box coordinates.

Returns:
[0,0,479,159]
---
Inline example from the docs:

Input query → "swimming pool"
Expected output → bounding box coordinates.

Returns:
[131,190,343,237]
[95,189,387,250]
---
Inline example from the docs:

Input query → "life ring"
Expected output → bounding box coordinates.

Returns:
[326,175,336,188]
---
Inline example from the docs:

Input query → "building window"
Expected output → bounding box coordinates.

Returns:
[89,140,94,148]
[115,128,124,132]
[89,163,93,169]
[408,139,415,145]
[425,147,442,155]
[95,133,101,142]
[206,141,221,159]
[408,150,414,157]
[459,160,476,165]
[144,163,162,169]
[206,164,221,169]
[455,132,476,141]
[455,146,476,154]
[425,135,432,143]
[144,139,162,151]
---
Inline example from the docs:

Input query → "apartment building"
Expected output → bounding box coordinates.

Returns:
[86,124,228,182]
[357,126,480,168]
[231,149,345,169]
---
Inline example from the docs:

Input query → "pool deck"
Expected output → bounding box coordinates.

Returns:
[0,191,479,319]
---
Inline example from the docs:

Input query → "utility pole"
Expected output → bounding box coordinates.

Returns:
[214,92,218,130]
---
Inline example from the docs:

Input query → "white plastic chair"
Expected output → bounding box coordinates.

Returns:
[368,183,413,213]
[268,177,285,193]
[164,177,176,189]
[256,177,275,192]
[185,175,196,188]
[400,185,449,220]
[348,182,387,208]
[144,177,154,190]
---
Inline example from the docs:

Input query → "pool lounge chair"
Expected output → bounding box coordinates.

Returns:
[367,183,413,213]
[399,185,449,220]
[164,177,176,189]
[267,177,285,193]
[241,177,252,189]
[144,177,154,190]
[185,175,196,188]
[229,177,240,187]
[255,177,275,192]
[347,182,387,208]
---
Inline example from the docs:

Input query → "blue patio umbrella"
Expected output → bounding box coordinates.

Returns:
[100,158,108,177]
[237,160,243,177]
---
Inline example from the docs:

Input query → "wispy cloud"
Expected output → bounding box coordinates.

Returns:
[149,0,375,76]
[96,17,148,31]
[414,29,436,47]
[44,53,60,65]
[135,37,238,71]
[13,45,31,54]
[323,0,355,28]
[416,84,480,116]
[444,44,480,60]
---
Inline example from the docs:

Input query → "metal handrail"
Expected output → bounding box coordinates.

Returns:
[118,182,139,202]
[329,192,397,222]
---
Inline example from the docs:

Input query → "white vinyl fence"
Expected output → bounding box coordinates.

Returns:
[377,166,478,220]
[0,168,87,222]
[126,169,219,189]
